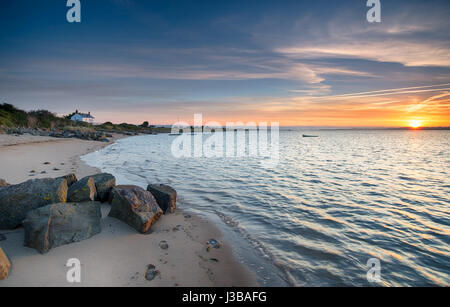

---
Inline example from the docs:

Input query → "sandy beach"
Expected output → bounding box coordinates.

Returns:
[0,134,257,287]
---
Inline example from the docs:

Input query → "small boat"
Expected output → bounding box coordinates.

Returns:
[303,134,319,138]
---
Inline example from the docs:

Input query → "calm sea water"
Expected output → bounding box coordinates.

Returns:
[82,130,450,286]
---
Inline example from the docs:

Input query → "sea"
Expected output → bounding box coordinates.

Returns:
[82,129,450,286]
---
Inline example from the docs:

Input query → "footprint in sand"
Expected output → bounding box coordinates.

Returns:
[159,240,169,250]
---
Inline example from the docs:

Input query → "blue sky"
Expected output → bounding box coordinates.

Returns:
[0,0,449,126]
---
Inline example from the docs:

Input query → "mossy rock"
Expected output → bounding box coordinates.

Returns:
[0,178,68,230]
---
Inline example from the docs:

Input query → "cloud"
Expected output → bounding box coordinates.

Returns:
[310,83,450,100]
[269,1,450,68]
[277,41,450,67]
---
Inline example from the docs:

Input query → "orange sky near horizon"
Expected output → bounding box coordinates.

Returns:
[91,87,450,128]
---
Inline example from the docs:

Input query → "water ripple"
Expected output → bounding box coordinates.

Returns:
[82,130,450,286]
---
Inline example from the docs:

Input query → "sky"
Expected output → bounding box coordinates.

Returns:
[0,0,449,127]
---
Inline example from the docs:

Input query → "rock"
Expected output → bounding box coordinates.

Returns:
[108,185,163,234]
[0,178,68,230]
[23,202,102,254]
[0,246,11,280]
[88,173,116,202]
[61,173,78,187]
[147,184,177,214]
[67,176,97,202]
[145,264,160,281]
[0,179,8,187]
[159,240,169,250]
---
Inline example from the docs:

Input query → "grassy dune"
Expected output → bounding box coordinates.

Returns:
[0,104,170,135]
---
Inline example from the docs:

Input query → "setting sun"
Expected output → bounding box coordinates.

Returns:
[409,120,423,129]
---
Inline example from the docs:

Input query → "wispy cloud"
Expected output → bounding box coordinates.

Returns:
[309,83,450,100]
[277,42,450,67]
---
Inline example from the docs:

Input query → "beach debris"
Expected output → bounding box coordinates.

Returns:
[172,225,182,232]
[108,185,163,234]
[207,239,221,249]
[40,171,47,174]
[159,240,169,250]
[0,177,68,230]
[30,170,36,173]
[147,184,177,214]
[67,176,97,202]
[44,162,51,165]
[23,202,102,254]
[209,258,219,263]
[184,214,192,219]
[0,179,9,187]
[60,173,78,187]
[53,168,60,171]
[145,264,160,281]
[0,246,11,280]
[87,173,116,202]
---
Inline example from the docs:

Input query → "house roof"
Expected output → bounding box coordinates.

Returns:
[72,113,94,119]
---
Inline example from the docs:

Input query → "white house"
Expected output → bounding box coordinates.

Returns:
[71,110,95,124]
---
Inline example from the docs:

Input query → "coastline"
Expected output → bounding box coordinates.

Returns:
[0,133,258,287]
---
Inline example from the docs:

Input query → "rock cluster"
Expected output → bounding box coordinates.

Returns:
[5,128,110,142]
[0,173,177,279]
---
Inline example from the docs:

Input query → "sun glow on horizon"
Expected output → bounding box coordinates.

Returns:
[409,120,423,129]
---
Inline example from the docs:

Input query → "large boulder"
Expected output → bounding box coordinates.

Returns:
[67,176,97,202]
[89,173,116,202]
[147,184,177,214]
[0,246,11,280]
[23,202,102,254]
[61,173,78,187]
[0,178,68,230]
[108,185,163,234]
[0,179,9,187]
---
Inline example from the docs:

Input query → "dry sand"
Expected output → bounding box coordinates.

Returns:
[0,134,258,287]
